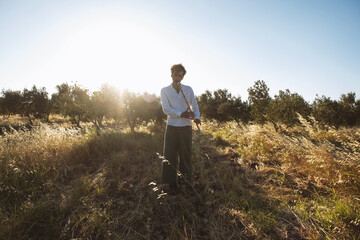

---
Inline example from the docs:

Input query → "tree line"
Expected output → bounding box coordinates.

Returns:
[1,80,359,128]
[198,80,360,127]
[0,83,165,131]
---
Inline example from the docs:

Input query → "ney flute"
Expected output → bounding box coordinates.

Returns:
[177,82,201,132]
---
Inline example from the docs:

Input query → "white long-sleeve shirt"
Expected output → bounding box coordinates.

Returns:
[161,83,200,127]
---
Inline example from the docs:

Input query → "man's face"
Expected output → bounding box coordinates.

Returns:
[171,71,185,84]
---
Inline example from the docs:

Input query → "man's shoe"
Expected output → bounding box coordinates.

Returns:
[162,184,179,195]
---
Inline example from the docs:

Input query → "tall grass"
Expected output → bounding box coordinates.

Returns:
[205,116,360,239]
[0,118,359,239]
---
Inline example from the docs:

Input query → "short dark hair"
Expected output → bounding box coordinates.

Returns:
[171,64,186,75]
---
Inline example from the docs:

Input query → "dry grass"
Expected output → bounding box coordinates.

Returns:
[0,115,32,126]
[205,116,360,239]
[0,117,359,239]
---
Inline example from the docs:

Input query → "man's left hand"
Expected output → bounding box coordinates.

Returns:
[194,118,201,125]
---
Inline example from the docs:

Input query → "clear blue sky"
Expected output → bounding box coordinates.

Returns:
[0,0,359,102]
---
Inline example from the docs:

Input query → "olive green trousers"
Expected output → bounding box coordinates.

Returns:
[162,125,192,185]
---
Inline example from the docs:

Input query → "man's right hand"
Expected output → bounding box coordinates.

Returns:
[181,111,195,119]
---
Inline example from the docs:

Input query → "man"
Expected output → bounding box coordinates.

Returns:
[160,64,201,193]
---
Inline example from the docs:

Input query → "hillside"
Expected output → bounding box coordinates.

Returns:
[0,119,359,239]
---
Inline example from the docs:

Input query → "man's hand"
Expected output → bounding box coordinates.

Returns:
[172,82,181,93]
[181,111,195,119]
[194,118,201,125]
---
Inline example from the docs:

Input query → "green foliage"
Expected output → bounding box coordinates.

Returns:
[152,96,167,126]
[1,89,22,116]
[21,85,50,124]
[120,90,165,131]
[312,95,341,127]
[51,83,90,127]
[1,86,51,124]
[311,92,360,127]
[88,84,121,128]
[271,89,311,126]
[50,83,71,115]
[356,99,360,125]
[0,97,3,115]
[248,80,271,124]
[338,92,358,126]
[198,89,250,123]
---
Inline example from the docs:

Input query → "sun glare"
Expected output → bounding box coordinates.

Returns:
[48,12,176,95]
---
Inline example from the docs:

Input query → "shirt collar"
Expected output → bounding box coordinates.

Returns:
[170,83,182,92]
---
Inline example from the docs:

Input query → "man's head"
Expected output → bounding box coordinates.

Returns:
[171,64,186,84]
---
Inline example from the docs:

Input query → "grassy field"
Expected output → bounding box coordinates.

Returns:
[0,116,359,239]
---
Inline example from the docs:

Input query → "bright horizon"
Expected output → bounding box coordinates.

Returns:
[0,0,359,102]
